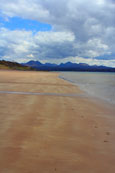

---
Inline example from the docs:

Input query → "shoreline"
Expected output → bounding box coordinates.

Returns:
[0,70,115,173]
[59,72,115,106]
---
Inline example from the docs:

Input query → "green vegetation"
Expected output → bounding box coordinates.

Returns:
[0,60,35,71]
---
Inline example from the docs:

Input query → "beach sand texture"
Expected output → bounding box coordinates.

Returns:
[0,71,115,173]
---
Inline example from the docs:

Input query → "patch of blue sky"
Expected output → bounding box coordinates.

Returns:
[0,16,52,32]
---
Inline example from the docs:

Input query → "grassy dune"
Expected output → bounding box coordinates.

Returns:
[0,60,35,71]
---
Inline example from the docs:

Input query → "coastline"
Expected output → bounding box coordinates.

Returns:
[0,70,115,173]
[59,72,115,106]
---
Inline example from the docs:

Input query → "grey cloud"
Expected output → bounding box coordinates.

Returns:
[0,28,77,61]
[0,28,110,62]
[0,0,115,64]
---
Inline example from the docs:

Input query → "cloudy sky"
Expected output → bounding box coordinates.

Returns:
[0,0,115,67]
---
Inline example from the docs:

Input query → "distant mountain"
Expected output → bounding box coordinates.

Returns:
[22,60,57,68]
[0,60,114,72]
[23,60,115,72]
[0,60,35,71]
[24,60,42,67]
[44,63,57,66]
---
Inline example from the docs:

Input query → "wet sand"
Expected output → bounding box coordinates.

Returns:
[0,70,115,173]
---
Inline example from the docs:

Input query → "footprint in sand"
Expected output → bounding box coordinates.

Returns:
[106,132,110,135]
[103,132,110,143]
[104,140,109,143]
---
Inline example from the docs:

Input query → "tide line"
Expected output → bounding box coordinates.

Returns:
[0,90,86,98]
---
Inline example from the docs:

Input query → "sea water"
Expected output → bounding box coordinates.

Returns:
[60,72,115,104]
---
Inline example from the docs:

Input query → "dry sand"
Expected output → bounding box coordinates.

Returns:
[0,70,115,173]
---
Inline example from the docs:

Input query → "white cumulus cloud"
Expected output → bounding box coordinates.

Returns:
[0,0,115,66]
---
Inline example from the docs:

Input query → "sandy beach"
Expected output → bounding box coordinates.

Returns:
[0,70,115,173]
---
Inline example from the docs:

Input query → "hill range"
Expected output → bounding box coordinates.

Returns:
[0,60,115,72]
[22,60,115,72]
[0,60,34,71]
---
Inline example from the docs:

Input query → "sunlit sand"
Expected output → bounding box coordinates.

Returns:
[0,70,115,173]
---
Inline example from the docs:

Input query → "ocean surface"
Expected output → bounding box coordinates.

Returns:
[60,72,115,104]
